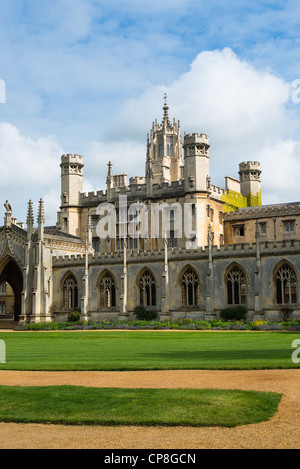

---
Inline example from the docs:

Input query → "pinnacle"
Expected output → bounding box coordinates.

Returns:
[37,198,45,224]
[26,200,34,226]
[162,93,171,128]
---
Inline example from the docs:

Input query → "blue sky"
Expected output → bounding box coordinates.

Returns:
[0,0,300,224]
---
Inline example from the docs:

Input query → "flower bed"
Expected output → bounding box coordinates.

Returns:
[18,318,300,331]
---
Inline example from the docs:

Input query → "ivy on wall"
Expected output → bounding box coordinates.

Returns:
[221,189,262,213]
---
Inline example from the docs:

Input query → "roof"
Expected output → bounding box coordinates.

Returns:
[224,201,300,221]
[44,226,82,240]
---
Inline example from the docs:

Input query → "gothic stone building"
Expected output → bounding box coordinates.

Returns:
[0,99,299,325]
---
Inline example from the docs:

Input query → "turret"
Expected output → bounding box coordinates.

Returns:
[183,133,210,192]
[59,154,84,236]
[60,154,84,206]
[239,161,262,206]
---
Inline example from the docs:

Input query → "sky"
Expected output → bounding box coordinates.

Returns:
[0,0,300,224]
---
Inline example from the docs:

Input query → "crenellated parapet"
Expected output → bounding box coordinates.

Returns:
[60,154,84,173]
[79,178,186,206]
[238,161,262,206]
[238,161,261,180]
[52,239,300,269]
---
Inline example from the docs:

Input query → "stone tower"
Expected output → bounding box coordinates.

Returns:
[239,161,262,206]
[59,154,84,236]
[183,133,210,193]
[146,95,184,184]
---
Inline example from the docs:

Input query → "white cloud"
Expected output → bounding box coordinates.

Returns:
[104,48,300,204]
[0,122,63,224]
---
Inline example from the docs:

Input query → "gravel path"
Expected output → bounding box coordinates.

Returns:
[0,369,299,449]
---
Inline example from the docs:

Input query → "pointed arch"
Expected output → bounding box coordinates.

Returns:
[273,260,298,305]
[179,265,200,306]
[137,267,157,307]
[0,253,22,274]
[97,269,116,308]
[225,263,247,306]
[61,271,79,309]
[0,255,23,320]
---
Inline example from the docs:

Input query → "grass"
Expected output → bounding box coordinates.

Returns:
[0,385,282,427]
[0,330,299,371]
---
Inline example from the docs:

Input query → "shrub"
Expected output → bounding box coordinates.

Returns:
[220,306,247,321]
[68,311,81,323]
[133,306,158,321]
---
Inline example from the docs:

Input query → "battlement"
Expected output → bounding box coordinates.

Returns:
[52,239,300,267]
[80,190,107,204]
[239,161,261,171]
[61,154,84,165]
[209,184,226,199]
[79,178,186,205]
[184,133,209,145]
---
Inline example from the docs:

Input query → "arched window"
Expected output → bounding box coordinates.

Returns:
[275,263,297,305]
[181,267,200,306]
[63,274,78,309]
[99,271,116,308]
[139,270,156,307]
[226,265,247,305]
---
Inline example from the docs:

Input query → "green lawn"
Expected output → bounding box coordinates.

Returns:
[0,330,299,370]
[0,385,282,427]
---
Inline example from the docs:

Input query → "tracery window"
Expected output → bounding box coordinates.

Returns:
[99,271,116,308]
[181,267,200,306]
[63,274,78,309]
[226,266,247,305]
[275,263,297,305]
[139,270,156,307]
[284,221,295,233]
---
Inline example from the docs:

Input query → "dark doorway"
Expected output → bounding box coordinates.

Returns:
[0,258,23,321]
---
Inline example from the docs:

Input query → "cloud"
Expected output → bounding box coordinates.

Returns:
[0,122,63,224]
[103,48,300,205]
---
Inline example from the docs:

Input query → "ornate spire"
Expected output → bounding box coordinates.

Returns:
[37,198,45,225]
[162,93,171,129]
[26,200,34,226]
